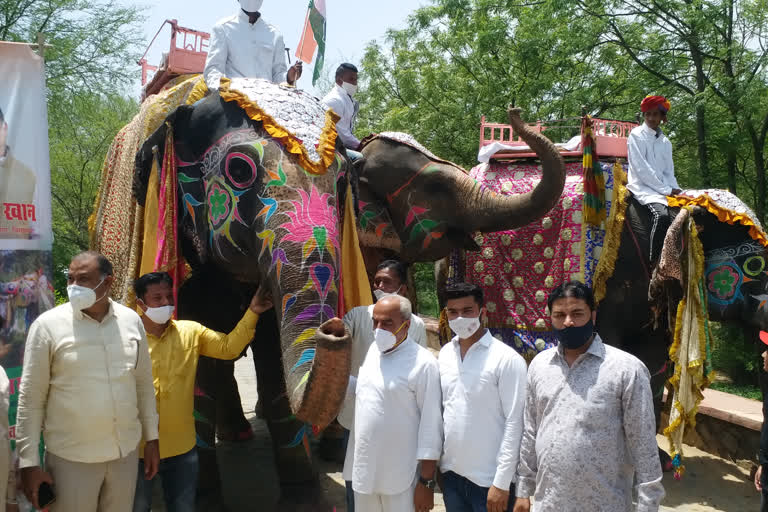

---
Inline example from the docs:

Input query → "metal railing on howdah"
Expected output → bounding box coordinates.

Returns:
[479,115,638,160]
[138,19,210,98]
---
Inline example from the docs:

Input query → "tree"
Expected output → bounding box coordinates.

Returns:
[49,93,138,292]
[2,0,146,294]
[359,0,768,221]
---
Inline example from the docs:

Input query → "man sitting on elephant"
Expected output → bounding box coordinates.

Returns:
[627,95,681,263]
[322,63,363,162]
[203,0,303,90]
[339,259,428,511]
[131,272,274,512]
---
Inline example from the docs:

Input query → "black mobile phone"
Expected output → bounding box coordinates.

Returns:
[38,481,55,508]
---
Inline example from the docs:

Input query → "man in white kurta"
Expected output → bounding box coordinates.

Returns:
[347,295,442,512]
[339,260,428,511]
[627,95,681,262]
[203,0,302,90]
[322,63,363,161]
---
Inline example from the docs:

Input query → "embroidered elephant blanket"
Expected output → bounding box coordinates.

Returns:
[453,160,628,359]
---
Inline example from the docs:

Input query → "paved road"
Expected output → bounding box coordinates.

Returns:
[154,349,759,511]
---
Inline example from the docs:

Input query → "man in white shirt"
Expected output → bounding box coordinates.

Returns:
[627,95,681,263]
[16,252,159,512]
[439,283,527,512]
[339,259,428,511]
[203,0,303,90]
[322,63,363,161]
[346,295,442,512]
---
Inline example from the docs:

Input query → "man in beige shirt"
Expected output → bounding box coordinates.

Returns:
[16,251,159,512]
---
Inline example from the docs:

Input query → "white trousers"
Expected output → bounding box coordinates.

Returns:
[354,485,415,512]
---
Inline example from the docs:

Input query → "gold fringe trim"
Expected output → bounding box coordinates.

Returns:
[218,78,339,176]
[668,194,768,247]
[663,213,715,476]
[593,161,628,303]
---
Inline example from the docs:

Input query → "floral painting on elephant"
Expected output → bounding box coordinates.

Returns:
[456,159,628,360]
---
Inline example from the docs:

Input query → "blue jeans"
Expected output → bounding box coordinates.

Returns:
[343,428,355,512]
[133,448,198,512]
[441,471,516,512]
[346,149,364,162]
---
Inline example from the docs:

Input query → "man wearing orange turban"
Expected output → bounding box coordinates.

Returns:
[627,95,681,263]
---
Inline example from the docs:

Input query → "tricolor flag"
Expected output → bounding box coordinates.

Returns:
[296,0,326,85]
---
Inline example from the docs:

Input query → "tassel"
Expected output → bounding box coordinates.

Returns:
[438,308,452,346]
[582,116,607,226]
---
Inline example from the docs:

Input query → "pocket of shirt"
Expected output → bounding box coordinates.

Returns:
[115,338,139,373]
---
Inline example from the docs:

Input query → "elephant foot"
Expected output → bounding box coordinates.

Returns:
[659,447,674,472]
[278,480,333,512]
[216,424,254,443]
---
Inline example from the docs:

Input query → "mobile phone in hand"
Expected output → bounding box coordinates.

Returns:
[38,481,55,508]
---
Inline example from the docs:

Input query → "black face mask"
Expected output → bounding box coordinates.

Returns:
[555,319,595,349]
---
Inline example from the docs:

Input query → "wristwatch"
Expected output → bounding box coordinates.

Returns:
[418,475,437,490]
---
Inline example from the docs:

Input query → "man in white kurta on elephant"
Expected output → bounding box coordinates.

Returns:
[627,95,681,263]
[203,0,303,90]
[343,295,442,512]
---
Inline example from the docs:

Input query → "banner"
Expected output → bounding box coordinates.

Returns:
[0,41,54,510]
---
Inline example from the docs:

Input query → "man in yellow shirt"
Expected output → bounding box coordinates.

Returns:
[131,271,273,512]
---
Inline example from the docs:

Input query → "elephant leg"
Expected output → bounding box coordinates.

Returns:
[194,355,224,508]
[249,309,322,502]
[215,360,253,441]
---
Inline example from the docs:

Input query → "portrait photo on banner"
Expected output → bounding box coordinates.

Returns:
[0,42,53,250]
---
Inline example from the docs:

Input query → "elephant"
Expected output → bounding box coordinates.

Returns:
[600,197,768,437]
[131,86,566,508]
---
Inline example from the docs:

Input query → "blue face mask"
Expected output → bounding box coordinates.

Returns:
[555,319,594,349]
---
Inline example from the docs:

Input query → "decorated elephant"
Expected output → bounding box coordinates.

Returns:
[94,77,567,506]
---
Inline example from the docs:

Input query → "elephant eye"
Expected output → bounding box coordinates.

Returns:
[225,152,257,189]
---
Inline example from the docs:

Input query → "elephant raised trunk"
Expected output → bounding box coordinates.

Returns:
[458,106,567,233]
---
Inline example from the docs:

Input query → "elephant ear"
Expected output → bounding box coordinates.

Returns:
[133,104,195,206]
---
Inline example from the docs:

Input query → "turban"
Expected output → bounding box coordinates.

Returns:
[641,95,671,113]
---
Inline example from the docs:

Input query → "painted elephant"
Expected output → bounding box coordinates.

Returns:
[133,93,566,507]
[600,198,768,430]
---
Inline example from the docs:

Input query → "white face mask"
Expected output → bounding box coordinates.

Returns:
[448,316,482,339]
[239,0,263,12]
[67,277,105,311]
[373,321,407,352]
[342,82,358,97]
[373,287,402,302]
[144,305,175,324]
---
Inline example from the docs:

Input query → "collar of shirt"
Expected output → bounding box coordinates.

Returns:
[641,122,663,138]
[237,9,262,26]
[451,328,493,350]
[72,298,117,322]
[334,83,354,101]
[383,336,413,356]
[555,333,606,363]
[146,319,178,341]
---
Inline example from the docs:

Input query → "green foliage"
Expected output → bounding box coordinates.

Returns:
[709,381,762,401]
[413,262,439,317]
[357,0,768,218]
[710,323,761,387]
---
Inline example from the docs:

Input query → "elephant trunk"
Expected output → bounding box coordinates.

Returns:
[457,107,566,233]
[287,317,351,427]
